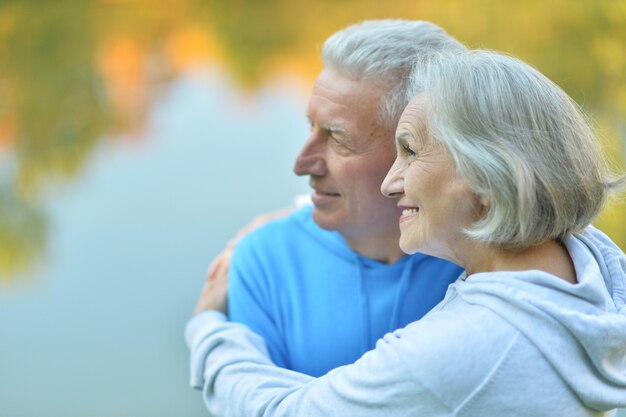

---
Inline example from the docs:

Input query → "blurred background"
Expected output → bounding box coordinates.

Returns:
[0,0,624,416]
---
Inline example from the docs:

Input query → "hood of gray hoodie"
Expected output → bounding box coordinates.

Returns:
[456,226,626,411]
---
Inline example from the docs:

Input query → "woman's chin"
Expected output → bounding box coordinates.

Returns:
[399,239,422,255]
[400,239,444,260]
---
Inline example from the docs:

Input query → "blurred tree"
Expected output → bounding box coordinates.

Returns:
[0,0,107,279]
[0,0,624,280]
[0,184,46,280]
[0,1,110,196]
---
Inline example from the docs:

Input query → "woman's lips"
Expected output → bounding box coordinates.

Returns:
[399,207,419,223]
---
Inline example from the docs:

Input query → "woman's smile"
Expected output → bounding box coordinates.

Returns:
[399,206,420,223]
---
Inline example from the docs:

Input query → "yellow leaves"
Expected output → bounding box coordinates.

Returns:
[164,26,222,71]
[596,201,626,251]
[593,37,626,79]
[2,0,626,279]
[606,0,626,24]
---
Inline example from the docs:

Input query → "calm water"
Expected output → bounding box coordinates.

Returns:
[0,67,309,416]
[1,1,625,416]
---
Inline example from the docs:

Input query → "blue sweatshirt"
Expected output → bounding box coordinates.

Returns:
[187,226,626,416]
[227,205,463,376]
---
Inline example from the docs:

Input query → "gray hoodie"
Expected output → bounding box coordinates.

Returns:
[186,226,626,416]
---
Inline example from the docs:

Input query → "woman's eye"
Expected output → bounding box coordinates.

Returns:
[402,143,416,156]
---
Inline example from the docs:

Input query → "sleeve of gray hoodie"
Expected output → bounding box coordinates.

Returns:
[185,311,449,417]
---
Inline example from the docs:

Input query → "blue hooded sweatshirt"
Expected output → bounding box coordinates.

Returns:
[228,204,462,376]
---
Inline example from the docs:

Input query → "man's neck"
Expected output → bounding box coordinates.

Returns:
[343,230,405,264]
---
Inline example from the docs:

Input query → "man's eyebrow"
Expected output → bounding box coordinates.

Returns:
[305,114,349,137]
[320,124,347,135]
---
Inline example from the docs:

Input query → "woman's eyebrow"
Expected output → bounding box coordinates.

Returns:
[396,131,415,143]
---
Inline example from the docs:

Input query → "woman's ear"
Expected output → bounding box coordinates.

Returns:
[479,195,491,209]
[475,194,491,217]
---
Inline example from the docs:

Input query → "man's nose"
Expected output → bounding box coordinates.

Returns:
[293,134,327,177]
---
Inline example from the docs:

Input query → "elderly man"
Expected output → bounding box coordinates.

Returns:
[193,19,465,377]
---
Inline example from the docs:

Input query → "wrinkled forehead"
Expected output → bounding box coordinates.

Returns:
[309,68,395,139]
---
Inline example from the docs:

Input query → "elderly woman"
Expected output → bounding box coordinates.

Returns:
[186,50,626,416]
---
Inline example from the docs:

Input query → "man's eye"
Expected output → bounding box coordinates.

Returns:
[329,135,353,155]
[329,135,347,147]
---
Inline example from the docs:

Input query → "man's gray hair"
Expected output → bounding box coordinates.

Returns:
[321,19,466,130]
[409,50,625,249]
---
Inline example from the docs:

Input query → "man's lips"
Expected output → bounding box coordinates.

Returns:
[310,182,340,197]
[312,189,340,197]
[310,185,340,206]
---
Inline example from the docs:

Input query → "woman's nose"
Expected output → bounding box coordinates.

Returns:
[381,159,404,198]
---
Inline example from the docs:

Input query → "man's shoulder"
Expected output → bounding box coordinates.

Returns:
[233,205,341,257]
[237,205,314,244]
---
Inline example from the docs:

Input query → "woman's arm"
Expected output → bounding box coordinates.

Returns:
[185,311,448,417]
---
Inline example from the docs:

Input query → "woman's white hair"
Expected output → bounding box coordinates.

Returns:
[322,19,466,130]
[409,50,625,249]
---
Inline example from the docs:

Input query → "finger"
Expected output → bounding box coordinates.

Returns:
[212,251,232,284]
[194,266,230,314]
[206,258,219,280]
[207,248,232,281]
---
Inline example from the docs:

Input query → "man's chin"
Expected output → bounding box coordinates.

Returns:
[311,207,343,232]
